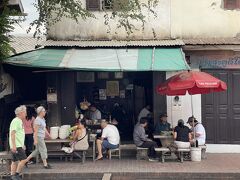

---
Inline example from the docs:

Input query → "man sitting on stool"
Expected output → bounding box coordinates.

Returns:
[133,117,158,162]
[96,120,120,160]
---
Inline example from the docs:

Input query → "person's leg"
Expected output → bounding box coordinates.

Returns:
[11,161,17,176]
[96,139,103,159]
[38,139,49,167]
[140,141,157,158]
[148,141,157,158]
[24,135,29,156]
[16,159,27,174]
[13,148,27,176]
[26,143,39,162]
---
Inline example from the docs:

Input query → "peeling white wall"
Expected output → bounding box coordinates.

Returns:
[171,0,240,39]
[47,0,171,40]
[48,0,240,40]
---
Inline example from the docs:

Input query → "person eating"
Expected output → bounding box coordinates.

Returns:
[89,104,101,120]
[154,113,171,134]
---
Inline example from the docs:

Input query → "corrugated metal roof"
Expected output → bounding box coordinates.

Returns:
[5,48,189,71]
[10,36,45,54]
[183,38,240,45]
[40,39,184,47]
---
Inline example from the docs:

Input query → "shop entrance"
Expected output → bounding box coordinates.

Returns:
[76,71,153,141]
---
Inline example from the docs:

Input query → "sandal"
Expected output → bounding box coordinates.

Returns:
[43,164,52,169]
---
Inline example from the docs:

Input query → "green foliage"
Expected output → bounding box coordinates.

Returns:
[0,0,24,61]
[31,0,159,37]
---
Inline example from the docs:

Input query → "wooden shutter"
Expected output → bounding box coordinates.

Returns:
[86,0,100,11]
[224,0,240,9]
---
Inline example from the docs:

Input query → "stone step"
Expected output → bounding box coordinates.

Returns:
[22,172,240,180]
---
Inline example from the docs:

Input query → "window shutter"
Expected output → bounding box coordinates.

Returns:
[224,0,240,9]
[86,0,100,11]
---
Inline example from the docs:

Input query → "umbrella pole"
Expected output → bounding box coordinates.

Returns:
[171,96,173,129]
[191,95,196,147]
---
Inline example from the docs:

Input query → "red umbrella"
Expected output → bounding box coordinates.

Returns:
[157,71,227,146]
[157,71,227,96]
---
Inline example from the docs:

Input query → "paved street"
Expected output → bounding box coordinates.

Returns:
[14,154,240,179]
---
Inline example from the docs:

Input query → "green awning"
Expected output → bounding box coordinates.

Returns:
[4,48,190,71]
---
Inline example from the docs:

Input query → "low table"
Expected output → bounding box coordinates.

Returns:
[153,135,174,147]
[43,134,96,162]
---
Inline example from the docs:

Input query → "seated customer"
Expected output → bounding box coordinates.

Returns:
[187,116,206,146]
[174,119,191,149]
[96,120,120,160]
[155,113,171,134]
[73,119,89,151]
[133,117,158,161]
[62,119,89,154]
[89,104,101,120]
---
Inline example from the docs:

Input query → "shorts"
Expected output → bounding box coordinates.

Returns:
[102,140,119,152]
[11,147,27,162]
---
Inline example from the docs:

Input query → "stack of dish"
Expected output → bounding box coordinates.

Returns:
[59,125,70,139]
[50,127,59,139]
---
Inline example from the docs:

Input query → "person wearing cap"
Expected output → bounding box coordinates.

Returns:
[154,113,171,134]
[96,120,120,160]
[26,106,51,169]
[187,116,206,146]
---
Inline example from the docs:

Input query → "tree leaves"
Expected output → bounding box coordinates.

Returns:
[0,0,24,61]
[31,0,159,38]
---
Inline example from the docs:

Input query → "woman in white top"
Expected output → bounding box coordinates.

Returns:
[73,119,89,150]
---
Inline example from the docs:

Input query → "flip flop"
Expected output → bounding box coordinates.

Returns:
[96,157,103,161]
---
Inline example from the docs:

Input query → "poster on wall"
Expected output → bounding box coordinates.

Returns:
[99,89,107,100]
[77,72,95,82]
[47,93,57,103]
[106,81,119,97]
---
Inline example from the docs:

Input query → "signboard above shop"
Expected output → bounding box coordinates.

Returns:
[190,55,240,69]
[200,57,240,69]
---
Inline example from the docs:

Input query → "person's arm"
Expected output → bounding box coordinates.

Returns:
[33,125,39,145]
[173,131,177,140]
[45,127,51,139]
[188,132,192,141]
[195,125,203,137]
[73,129,81,141]
[100,128,107,141]
[97,111,101,120]
[31,117,35,132]
[11,130,17,152]
[139,128,148,141]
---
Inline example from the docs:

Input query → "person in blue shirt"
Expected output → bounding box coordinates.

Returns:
[154,113,171,134]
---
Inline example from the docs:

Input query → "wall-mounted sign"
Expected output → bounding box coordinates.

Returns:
[199,56,240,69]
[47,93,57,103]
